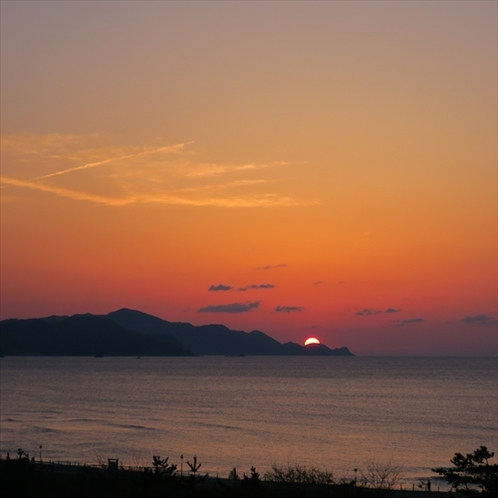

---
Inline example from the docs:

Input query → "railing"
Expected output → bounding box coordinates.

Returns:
[0,456,153,474]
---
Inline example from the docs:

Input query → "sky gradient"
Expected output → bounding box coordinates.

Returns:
[1,1,497,355]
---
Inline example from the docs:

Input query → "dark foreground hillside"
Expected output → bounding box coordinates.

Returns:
[1,457,442,498]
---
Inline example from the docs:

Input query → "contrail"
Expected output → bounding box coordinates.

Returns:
[0,176,134,205]
[30,143,188,182]
[1,175,304,207]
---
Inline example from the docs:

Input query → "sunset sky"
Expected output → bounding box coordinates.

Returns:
[1,1,496,355]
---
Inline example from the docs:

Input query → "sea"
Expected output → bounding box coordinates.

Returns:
[1,356,496,487]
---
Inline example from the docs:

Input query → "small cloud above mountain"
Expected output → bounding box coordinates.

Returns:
[355,309,382,316]
[461,314,498,326]
[209,284,232,292]
[399,318,425,326]
[275,306,305,313]
[255,264,287,271]
[209,283,274,292]
[356,308,401,316]
[198,302,260,313]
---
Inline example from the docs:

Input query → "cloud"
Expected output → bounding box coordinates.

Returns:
[1,133,311,208]
[275,306,305,313]
[29,144,187,182]
[208,283,275,292]
[176,194,300,207]
[208,284,232,292]
[1,132,90,157]
[355,308,382,316]
[217,179,268,189]
[355,308,401,316]
[1,176,135,206]
[399,318,425,326]
[461,314,498,326]
[255,264,288,271]
[1,176,303,207]
[182,161,287,178]
[197,301,260,313]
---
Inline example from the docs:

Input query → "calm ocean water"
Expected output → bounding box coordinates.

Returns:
[1,357,496,485]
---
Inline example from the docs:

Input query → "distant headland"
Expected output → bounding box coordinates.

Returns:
[0,308,354,357]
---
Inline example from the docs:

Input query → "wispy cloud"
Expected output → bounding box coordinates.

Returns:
[197,302,260,313]
[1,133,309,208]
[254,264,288,271]
[461,314,498,326]
[1,176,135,206]
[30,144,187,182]
[398,318,425,326]
[275,306,305,313]
[1,132,89,156]
[355,308,401,316]
[1,177,303,207]
[183,161,286,178]
[355,309,382,316]
[208,284,232,292]
[244,284,275,290]
[208,283,275,292]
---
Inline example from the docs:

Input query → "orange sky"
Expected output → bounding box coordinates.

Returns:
[1,1,497,355]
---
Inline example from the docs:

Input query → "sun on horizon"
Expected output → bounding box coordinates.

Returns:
[304,337,321,346]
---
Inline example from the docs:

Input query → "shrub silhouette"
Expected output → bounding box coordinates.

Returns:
[266,464,334,486]
[228,467,239,481]
[359,461,404,490]
[186,455,208,484]
[151,455,177,477]
[187,455,202,474]
[242,466,260,490]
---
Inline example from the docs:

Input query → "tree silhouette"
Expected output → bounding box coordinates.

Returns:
[432,446,498,495]
[152,455,177,477]
[186,455,202,475]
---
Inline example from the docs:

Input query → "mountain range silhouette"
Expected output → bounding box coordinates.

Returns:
[0,308,354,356]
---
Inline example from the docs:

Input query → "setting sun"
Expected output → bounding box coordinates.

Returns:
[304,337,321,346]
